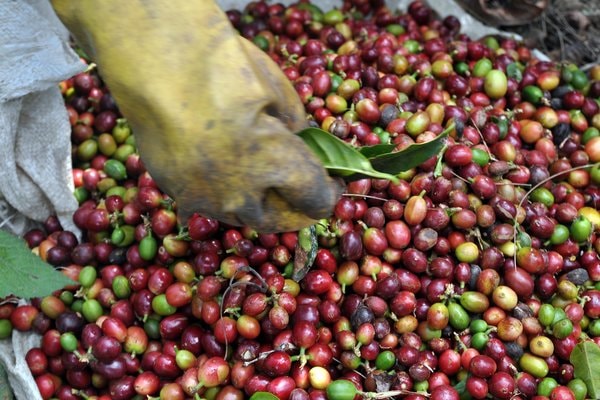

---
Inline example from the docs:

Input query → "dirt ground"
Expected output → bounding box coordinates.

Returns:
[487,0,600,68]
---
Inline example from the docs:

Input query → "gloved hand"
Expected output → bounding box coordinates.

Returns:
[50,0,342,233]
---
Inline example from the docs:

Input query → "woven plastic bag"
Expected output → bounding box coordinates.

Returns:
[0,0,85,237]
[0,301,43,400]
[0,1,85,399]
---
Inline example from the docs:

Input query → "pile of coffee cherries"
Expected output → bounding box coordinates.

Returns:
[2,1,600,399]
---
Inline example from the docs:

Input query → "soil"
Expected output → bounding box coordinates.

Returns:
[470,0,600,67]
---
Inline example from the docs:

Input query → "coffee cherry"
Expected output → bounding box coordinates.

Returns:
[17,3,600,399]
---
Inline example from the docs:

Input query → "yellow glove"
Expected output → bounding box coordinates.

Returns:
[51,0,341,232]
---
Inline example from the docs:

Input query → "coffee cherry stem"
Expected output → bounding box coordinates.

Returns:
[223,306,241,317]
[518,163,598,211]
[434,143,449,177]
[73,286,87,300]
[493,181,530,186]
[443,207,463,216]
[453,332,469,352]
[386,311,398,322]
[245,347,286,367]
[159,197,175,211]
[193,382,205,394]
[469,118,497,161]
[448,169,470,184]
[73,389,94,400]
[431,122,459,178]
[220,268,268,318]
[75,347,95,364]
[235,265,268,288]
[291,346,311,368]
[469,227,491,249]
[278,342,297,353]
[109,211,121,227]
[174,225,190,241]
[357,220,369,231]
[342,193,389,202]
[354,343,363,357]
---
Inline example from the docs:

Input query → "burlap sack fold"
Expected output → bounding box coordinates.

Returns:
[0,1,84,399]
[0,319,42,400]
[0,0,85,236]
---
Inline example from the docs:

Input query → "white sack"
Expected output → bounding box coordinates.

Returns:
[0,1,85,399]
[0,0,85,237]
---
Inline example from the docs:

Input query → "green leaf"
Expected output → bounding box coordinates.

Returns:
[368,130,449,175]
[497,118,508,139]
[517,230,532,248]
[0,230,75,299]
[358,143,396,158]
[571,341,600,399]
[491,115,509,139]
[249,392,279,400]
[506,63,522,82]
[453,377,467,397]
[433,144,448,178]
[292,225,318,281]
[297,128,398,182]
